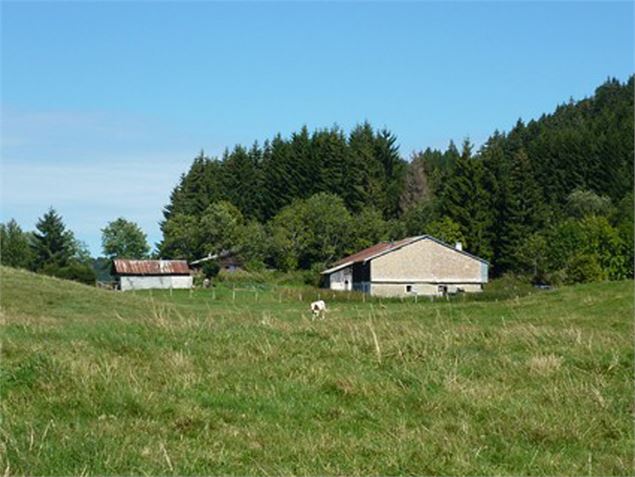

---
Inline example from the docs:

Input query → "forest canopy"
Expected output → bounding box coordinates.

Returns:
[158,76,634,284]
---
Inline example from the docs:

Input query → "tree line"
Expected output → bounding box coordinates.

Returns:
[0,210,150,284]
[1,76,633,285]
[158,76,634,284]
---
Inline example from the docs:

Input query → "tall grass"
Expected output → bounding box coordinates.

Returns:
[1,266,632,475]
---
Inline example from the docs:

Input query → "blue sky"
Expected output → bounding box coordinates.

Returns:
[1,1,633,256]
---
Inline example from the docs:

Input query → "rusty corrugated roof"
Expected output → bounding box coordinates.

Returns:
[113,259,190,275]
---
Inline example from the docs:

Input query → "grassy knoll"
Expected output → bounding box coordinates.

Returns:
[0,266,633,475]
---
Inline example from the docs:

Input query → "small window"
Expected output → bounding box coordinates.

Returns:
[406,285,412,293]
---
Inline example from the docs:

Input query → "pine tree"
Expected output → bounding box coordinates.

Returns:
[439,139,494,260]
[349,122,381,212]
[31,208,75,269]
[374,128,406,218]
[163,151,224,221]
[261,135,296,219]
[222,145,263,220]
[439,140,475,235]
[497,149,546,272]
[290,126,314,199]
[312,127,348,200]
[480,132,511,270]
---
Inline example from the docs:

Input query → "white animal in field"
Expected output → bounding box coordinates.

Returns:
[310,300,327,320]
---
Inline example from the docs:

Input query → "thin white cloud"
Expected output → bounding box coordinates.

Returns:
[0,107,208,254]
[1,156,189,207]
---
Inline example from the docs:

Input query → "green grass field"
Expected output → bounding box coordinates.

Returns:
[1,266,633,475]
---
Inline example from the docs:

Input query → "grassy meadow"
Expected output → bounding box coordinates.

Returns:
[0,266,633,475]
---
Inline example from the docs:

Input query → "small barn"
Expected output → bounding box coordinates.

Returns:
[321,236,488,297]
[112,259,193,291]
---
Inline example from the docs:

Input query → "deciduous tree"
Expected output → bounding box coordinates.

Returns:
[101,218,150,259]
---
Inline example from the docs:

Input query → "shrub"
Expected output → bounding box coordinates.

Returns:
[200,260,220,279]
[42,261,97,286]
[244,259,266,272]
[564,254,606,284]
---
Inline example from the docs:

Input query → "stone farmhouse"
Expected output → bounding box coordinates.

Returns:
[321,236,488,297]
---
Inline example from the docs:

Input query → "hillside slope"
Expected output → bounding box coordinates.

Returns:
[1,267,633,475]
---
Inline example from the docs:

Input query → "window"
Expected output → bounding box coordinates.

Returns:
[406,285,412,293]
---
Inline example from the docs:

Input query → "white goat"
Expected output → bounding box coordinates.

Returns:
[310,300,327,320]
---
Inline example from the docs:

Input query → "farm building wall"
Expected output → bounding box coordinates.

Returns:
[366,238,487,297]
[328,266,353,291]
[371,238,485,285]
[370,282,483,297]
[119,276,193,291]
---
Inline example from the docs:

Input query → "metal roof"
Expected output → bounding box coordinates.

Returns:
[112,259,191,275]
[321,237,421,274]
[190,249,236,265]
[321,235,488,275]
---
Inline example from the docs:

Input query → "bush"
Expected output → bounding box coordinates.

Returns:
[480,273,535,299]
[303,267,322,287]
[41,261,97,286]
[215,269,268,284]
[200,260,220,279]
[544,269,568,287]
[527,216,631,285]
[565,254,606,284]
[244,259,266,272]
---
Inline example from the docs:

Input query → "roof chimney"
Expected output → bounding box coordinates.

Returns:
[455,242,463,251]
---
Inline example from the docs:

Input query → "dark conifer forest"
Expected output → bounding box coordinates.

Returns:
[155,76,633,283]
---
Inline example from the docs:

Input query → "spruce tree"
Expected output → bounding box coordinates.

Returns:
[31,208,75,269]
[497,149,546,272]
[439,139,494,260]
[290,126,314,199]
[481,132,511,270]
[349,122,381,212]
[261,135,296,219]
[222,145,263,220]
[374,128,406,218]
[312,127,347,200]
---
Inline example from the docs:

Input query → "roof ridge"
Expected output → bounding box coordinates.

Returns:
[322,235,488,274]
